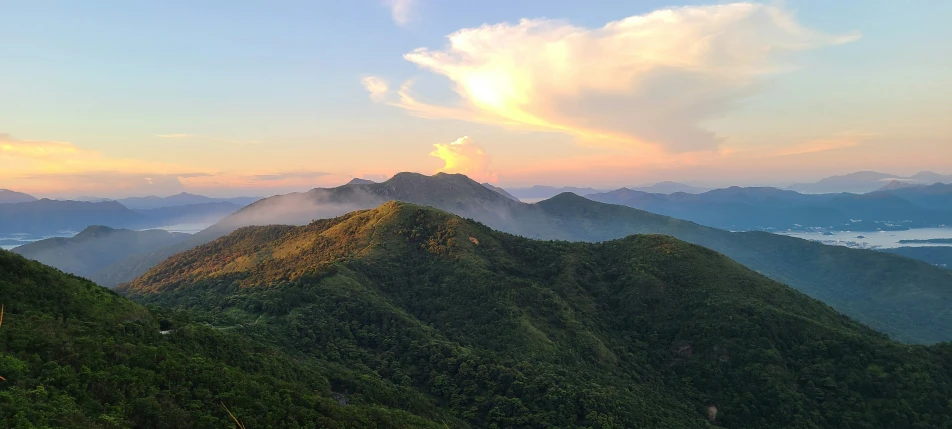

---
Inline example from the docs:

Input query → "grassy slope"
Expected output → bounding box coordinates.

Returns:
[123,202,952,428]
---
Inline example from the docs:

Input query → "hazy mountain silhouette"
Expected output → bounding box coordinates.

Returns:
[588,185,952,231]
[0,199,143,236]
[346,178,376,185]
[110,192,260,209]
[789,170,952,194]
[628,181,710,194]
[506,185,608,200]
[12,225,190,282]
[481,182,520,201]
[0,189,37,204]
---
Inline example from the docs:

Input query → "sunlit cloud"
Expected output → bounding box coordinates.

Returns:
[385,0,416,26]
[430,136,498,183]
[1,133,348,197]
[394,3,859,155]
[362,76,390,102]
[0,134,85,159]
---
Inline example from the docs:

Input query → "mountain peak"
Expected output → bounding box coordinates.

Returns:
[0,188,38,204]
[346,178,375,185]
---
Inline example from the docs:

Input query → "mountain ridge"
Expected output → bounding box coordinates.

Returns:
[119,201,952,428]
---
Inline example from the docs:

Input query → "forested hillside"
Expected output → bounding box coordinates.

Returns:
[0,249,463,428]
[104,173,952,344]
[120,202,952,428]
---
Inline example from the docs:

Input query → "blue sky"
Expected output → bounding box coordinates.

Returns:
[2,1,950,197]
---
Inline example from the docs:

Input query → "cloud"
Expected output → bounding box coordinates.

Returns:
[362,76,390,102]
[385,0,416,26]
[394,3,859,153]
[0,134,86,159]
[430,136,498,183]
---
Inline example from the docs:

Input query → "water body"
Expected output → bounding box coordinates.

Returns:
[779,227,952,249]
[0,223,212,251]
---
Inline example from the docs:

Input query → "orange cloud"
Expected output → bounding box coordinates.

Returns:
[0,134,85,159]
[394,3,859,155]
[430,136,498,183]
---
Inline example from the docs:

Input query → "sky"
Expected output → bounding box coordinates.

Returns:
[2,0,950,197]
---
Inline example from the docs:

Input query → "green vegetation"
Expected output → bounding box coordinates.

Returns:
[12,225,190,287]
[116,202,952,428]
[884,246,952,269]
[0,249,463,428]
[102,173,952,344]
[898,239,952,244]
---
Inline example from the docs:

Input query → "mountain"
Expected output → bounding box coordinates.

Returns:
[0,199,143,237]
[0,249,460,427]
[481,182,520,201]
[912,171,952,183]
[506,185,607,201]
[106,173,952,343]
[788,171,900,194]
[346,178,376,185]
[113,192,260,209]
[11,225,190,283]
[0,189,36,204]
[789,171,952,194]
[629,181,710,194]
[120,202,952,427]
[876,180,924,192]
[883,246,952,270]
[874,182,952,211]
[587,186,952,231]
[133,201,243,227]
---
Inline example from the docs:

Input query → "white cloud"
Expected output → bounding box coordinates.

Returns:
[395,3,859,153]
[385,0,416,26]
[430,136,498,183]
[362,76,390,102]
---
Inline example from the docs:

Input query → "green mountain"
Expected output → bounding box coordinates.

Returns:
[120,202,952,428]
[0,249,465,428]
[12,226,190,286]
[884,246,952,270]
[104,173,952,344]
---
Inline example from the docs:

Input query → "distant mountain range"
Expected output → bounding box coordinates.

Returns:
[504,181,707,201]
[0,199,246,238]
[788,171,952,194]
[12,225,190,284]
[77,172,952,344]
[78,192,260,209]
[587,183,952,232]
[0,189,37,204]
[481,182,520,201]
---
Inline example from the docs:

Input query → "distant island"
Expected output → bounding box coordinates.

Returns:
[898,238,952,244]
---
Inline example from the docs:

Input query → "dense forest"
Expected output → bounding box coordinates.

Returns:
[112,202,952,428]
[0,250,464,428]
